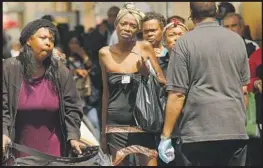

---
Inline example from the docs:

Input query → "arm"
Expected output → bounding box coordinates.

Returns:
[162,91,185,137]
[78,48,93,69]
[158,39,189,163]
[161,40,189,137]
[98,48,110,152]
[61,65,84,141]
[239,39,250,110]
[141,41,166,85]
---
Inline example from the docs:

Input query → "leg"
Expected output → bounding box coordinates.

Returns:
[217,140,248,166]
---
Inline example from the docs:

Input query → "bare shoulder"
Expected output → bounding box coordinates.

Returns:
[137,40,152,50]
[99,46,110,57]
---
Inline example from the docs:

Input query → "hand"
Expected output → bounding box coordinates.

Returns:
[254,79,262,93]
[76,48,87,58]
[75,69,89,78]
[2,135,11,154]
[53,48,66,64]
[154,48,162,57]
[70,139,87,155]
[158,138,175,164]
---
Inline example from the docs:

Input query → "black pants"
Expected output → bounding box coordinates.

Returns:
[246,136,262,166]
[159,139,248,166]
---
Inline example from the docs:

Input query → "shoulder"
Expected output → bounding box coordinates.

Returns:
[137,40,153,50]
[3,56,21,70]
[99,46,110,57]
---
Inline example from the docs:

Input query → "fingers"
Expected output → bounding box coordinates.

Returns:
[159,148,175,164]
[72,141,87,155]
[73,143,82,155]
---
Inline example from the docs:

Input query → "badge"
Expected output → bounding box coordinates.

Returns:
[121,75,131,84]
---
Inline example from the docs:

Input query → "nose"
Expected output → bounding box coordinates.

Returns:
[45,39,52,48]
[123,25,132,32]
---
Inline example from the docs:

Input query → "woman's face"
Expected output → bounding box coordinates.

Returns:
[142,19,163,47]
[116,13,138,42]
[68,37,80,53]
[165,26,186,50]
[27,27,55,63]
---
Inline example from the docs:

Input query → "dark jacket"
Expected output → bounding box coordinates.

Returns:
[2,56,83,156]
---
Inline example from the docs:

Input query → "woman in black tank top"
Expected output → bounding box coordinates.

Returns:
[98,3,166,166]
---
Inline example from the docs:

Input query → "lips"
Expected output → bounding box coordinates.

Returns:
[147,38,155,42]
[121,33,131,38]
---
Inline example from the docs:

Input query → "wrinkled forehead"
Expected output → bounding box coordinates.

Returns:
[118,13,138,25]
[223,15,239,24]
[168,26,186,33]
[33,27,55,37]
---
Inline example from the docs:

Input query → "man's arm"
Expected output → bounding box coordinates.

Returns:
[162,91,185,138]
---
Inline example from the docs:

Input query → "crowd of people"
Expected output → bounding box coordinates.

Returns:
[2,2,262,166]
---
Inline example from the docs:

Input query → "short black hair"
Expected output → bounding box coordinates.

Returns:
[218,2,236,19]
[107,6,120,17]
[190,2,217,20]
[142,11,166,29]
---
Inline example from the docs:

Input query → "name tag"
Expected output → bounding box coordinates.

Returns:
[121,75,131,84]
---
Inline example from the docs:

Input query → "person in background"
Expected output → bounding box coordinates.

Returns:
[65,31,101,140]
[158,2,250,166]
[167,15,186,24]
[2,19,85,159]
[217,2,253,40]
[108,2,153,46]
[99,3,165,166]
[10,40,22,57]
[163,19,189,53]
[142,11,168,75]
[217,2,235,24]
[222,13,259,57]
[245,48,262,166]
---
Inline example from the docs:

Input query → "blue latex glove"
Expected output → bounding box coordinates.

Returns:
[158,138,175,164]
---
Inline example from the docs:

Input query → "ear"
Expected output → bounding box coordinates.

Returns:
[26,39,31,47]
[26,36,33,47]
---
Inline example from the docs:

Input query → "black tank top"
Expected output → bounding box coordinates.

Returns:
[107,72,141,126]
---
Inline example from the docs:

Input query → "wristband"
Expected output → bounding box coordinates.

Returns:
[160,134,171,140]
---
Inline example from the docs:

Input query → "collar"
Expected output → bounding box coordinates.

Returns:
[195,21,220,29]
[160,47,169,57]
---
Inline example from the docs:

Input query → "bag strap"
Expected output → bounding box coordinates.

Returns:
[8,143,99,163]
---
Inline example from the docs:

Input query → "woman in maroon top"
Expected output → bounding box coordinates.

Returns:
[3,19,85,158]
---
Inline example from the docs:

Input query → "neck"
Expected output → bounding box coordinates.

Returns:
[34,59,45,69]
[193,17,216,25]
[153,42,163,50]
[118,40,136,52]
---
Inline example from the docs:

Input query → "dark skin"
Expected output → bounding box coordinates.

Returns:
[68,37,92,78]
[3,27,86,155]
[99,13,166,166]
[142,19,164,57]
